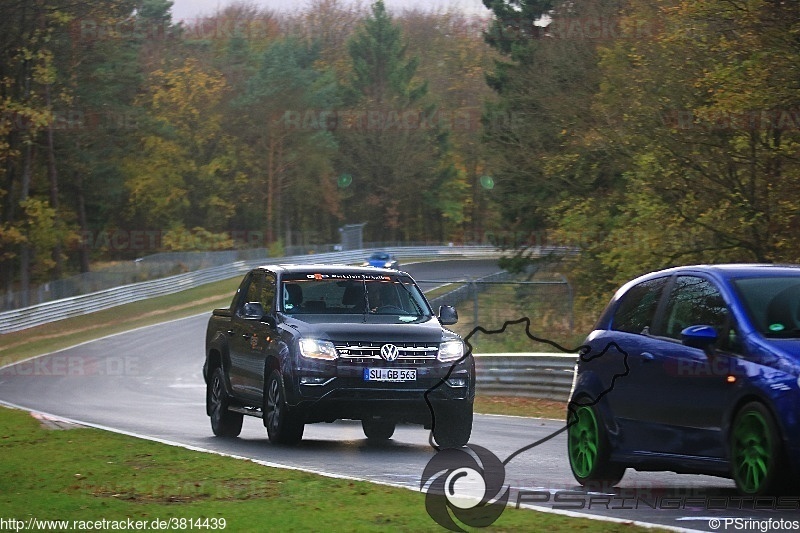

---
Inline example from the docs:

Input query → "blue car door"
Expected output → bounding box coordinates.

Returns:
[643,275,739,457]
[593,276,672,453]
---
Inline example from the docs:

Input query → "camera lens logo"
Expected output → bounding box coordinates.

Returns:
[420,445,509,532]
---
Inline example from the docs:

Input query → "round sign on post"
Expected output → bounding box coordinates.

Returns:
[480,176,494,190]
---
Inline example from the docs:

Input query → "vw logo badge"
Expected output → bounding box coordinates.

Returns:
[381,344,400,362]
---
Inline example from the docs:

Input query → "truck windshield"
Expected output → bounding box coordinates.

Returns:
[280,275,430,316]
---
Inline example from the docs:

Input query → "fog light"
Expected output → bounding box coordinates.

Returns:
[446,378,467,387]
[300,376,332,386]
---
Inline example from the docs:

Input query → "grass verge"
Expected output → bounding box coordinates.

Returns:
[0,406,656,532]
[474,396,567,419]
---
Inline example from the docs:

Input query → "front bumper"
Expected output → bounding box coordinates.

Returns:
[286,358,475,424]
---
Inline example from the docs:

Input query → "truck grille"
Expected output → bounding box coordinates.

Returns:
[336,342,439,364]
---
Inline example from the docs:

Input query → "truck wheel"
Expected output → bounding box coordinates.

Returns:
[208,367,243,438]
[362,417,396,441]
[264,370,304,445]
[432,402,472,448]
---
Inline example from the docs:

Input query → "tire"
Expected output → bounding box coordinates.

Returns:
[567,403,625,488]
[264,370,304,445]
[207,367,243,438]
[432,402,472,448]
[730,402,787,496]
[362,417,396,441]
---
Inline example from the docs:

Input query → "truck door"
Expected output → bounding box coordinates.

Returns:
[229,272,265,400]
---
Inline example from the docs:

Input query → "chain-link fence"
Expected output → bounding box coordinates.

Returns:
[2,243,503,313]
[2,240,471,312]
[1,248,272,311]
[426,272,578,353]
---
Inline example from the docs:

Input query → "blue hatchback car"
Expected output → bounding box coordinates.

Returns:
[364,251,400,270]
[568,264,800,495]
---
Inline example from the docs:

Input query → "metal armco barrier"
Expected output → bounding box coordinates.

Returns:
[0,246,503,335]
[474,353,577,402]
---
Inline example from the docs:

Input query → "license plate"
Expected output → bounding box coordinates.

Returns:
[363,368,417,382]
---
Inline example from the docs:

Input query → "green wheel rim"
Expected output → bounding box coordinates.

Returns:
[732,411,772,494]
[569,406,600,479]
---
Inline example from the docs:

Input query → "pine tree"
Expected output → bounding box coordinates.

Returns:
[233,37,340,246]
[481,0,624,233]
[336,0,454,242]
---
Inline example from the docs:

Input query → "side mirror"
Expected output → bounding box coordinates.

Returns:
[242,302,266,320]
[681,325,718,349]
[438,305,458,325]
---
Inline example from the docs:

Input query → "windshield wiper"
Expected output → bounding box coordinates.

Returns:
[394,281,426,316]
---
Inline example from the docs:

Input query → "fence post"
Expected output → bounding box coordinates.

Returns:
[471,279,479,330]
[557,273,574,331]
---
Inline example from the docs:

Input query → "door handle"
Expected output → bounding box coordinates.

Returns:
[641,352,655,362]
[227,330,234,336]
[242,334,252,340]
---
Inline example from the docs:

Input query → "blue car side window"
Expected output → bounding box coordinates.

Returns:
[657,276,740,352]
[611,277,668,334]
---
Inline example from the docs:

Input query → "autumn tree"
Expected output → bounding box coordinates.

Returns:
[232,37,340,246]
[335,0,457,242]
[0,0,533,305]
[399,10,499,242]
[291,0,366,81]
[553,0,800,307]
[482,0,626,244]
[59,1,156,271]
[0,0,143,301]
[123,58,238,248]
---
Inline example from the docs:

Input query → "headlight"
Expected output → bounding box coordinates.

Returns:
[384,262,393,268]
[299,338,338,361]
[438,340,464,362]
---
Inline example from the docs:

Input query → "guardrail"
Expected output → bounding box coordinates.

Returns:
[0,246,503,335]
[474,353,577,402]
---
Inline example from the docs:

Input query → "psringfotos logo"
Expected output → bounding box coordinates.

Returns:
[420,317,630,530]
[420,445,510,532]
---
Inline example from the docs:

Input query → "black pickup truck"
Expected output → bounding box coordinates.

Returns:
[203,264,474,448]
